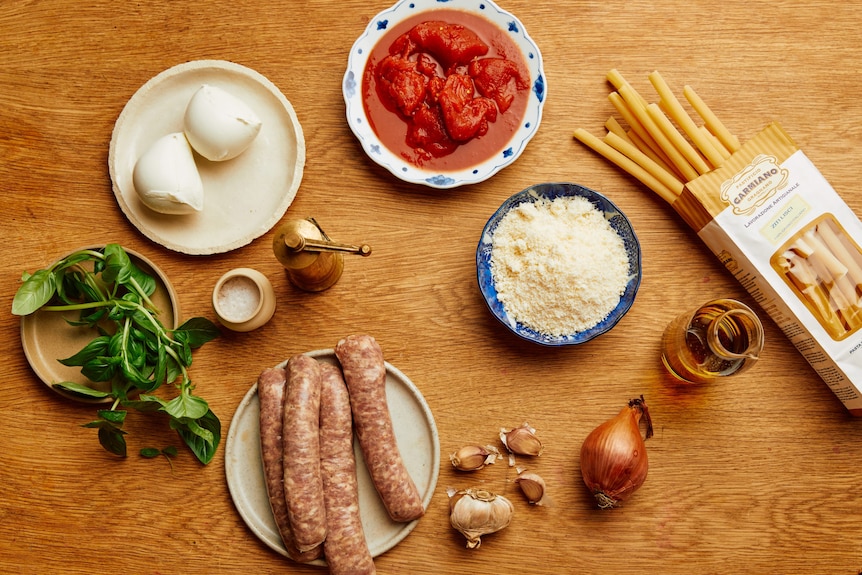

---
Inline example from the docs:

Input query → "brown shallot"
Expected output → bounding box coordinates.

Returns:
[579,395,653,509]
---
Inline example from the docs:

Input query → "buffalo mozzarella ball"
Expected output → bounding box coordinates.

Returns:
[183,84,262,161]
[132,132,204,215]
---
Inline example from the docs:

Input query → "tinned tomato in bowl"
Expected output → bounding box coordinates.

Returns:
[343,0,545,188]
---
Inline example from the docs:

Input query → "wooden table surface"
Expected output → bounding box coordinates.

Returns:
[3,1,862,573]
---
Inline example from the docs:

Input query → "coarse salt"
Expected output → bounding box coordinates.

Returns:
[217,275,261,322]
[490,195,630,336]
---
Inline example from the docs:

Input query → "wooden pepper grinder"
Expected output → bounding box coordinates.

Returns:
[272,217,371,292]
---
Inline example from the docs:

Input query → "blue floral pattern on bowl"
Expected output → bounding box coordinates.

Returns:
[476,183,642,346]
[343,0,545,189]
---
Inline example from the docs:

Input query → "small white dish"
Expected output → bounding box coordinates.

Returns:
[212,268,276,332]
[224,349,440,563]
[343,0,546,189]
[109,60,305,255]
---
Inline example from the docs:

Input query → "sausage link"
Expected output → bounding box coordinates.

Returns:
[335,335,425,522]
[283,354,327,553]
[319,361,376,574]
[257,367,321,563]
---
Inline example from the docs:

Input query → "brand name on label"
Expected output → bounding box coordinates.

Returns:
[720,154,789,215]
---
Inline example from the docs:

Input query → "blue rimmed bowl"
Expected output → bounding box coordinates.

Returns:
[342,0,546,189]
[477,183,642,346]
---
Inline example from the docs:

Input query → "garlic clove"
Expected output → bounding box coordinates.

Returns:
[449,445,501,471]
[514,471,549,506]
[448,487,514,549]
[500,423,544,465]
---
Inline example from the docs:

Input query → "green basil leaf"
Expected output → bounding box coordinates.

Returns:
[172,409,221,465]
[58,335,110,367]
[101,244,133,285]
[97,409,126,424]
[122,362,156,391]
[125,394,165,412]
[140,447,161,458]
[81,356,118,382]
[129,262,157,297]
[162,446,178,457]
[175,317,220,348]
[98,426,127,457]
[11,269,57,315]
[163,392,209,421]
[58,251,96,269]
[165,357,181,384]
[52,382,111,399]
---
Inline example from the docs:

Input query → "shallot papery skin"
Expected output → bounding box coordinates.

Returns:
[579,396,653,509]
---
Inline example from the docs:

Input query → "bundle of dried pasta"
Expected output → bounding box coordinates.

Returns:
[574,70,862,415]
[573,69,737,205]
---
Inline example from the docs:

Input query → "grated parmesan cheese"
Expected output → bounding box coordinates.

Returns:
[490,195,630,336]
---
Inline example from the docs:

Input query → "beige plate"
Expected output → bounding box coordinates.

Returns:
[19,247,180,404]
[109,60,306,255]
[224,349,440,564]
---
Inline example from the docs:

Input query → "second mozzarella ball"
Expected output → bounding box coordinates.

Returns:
[184,84,262,161]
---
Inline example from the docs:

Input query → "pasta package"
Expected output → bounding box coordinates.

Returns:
[684,122,862,414]
[576,70,862,415]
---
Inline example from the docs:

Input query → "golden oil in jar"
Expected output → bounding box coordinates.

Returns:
[661,299,764,384]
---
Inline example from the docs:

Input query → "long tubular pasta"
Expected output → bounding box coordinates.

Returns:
[648,70,726,168]
[784,252,845,333]
[684,85,741,152]
[573,128,678,203]
[646,102,711,175]
[699,126,732,159]
[619,85,699,182]
[626,129,679,176]
[605,116,632,143]
[607,68,648,107]
[604,131,684,196]
[804,230,849,279]
[817,221,862,287]
[805,249,861,330]
[608,91,672,169]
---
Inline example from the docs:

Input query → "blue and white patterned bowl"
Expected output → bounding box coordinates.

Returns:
[343,0,546,189]
[476,183,642,346]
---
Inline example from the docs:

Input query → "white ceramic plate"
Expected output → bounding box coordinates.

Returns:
[343,0,546,188]
[109,60,305,255]
[224,349,440,564]
[19,247,180,403]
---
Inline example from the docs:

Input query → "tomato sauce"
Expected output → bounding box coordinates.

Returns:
[362,9,530,172]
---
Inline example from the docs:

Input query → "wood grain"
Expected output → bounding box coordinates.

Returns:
[3,1,862,573]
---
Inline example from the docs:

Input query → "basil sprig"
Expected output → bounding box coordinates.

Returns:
[12,244,221,465]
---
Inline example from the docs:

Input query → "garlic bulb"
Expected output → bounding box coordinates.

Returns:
[514,471,548,506]
[448,487,514,549]
[449,445,501,471]
[500,423,544,465]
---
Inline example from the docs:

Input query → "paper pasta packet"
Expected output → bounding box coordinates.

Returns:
[679,122,862,414]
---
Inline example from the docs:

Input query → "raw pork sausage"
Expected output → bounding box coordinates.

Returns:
[335,334,425,522]
[257,367,321,562]
[283,354,327,553]
[319,361,376,574]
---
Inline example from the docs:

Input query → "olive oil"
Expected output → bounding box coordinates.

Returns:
[661,299,764,384]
